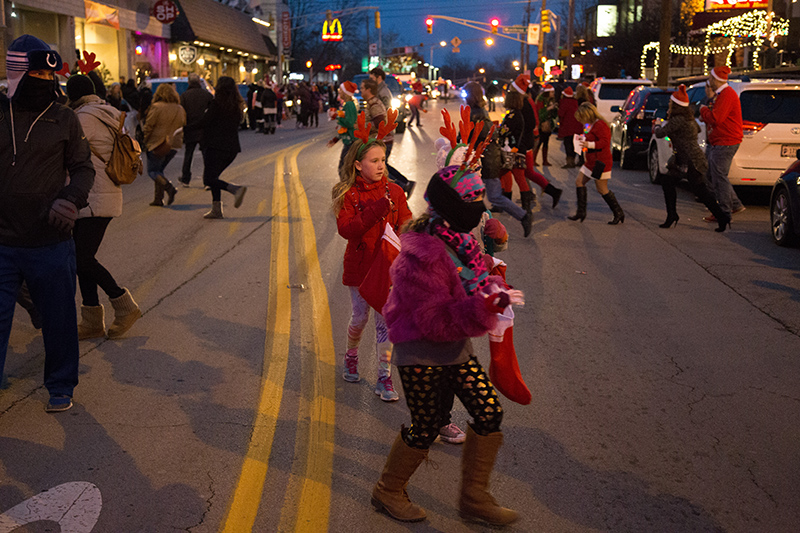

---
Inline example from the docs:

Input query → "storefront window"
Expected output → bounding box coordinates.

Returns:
[75,19,120,86]
[9,8,60,50]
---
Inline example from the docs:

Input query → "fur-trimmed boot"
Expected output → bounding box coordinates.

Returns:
[107,289,141,339]
[78,305,105,340]
[371,432,428,522]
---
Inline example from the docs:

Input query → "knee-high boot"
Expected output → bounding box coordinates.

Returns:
[150,177,165,206]
[520,190,535,214]
[459,426,519,526]
[372,431,428,522]
[660,179,679,228]
[602,191,625,225]
[694,183,731,232]
[544,183,563,208]
[567,187,587,222]
[155,174,176,206]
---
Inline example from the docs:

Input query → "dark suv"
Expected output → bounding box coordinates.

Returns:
[610,86,673,169]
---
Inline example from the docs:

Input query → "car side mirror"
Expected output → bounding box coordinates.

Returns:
[644,109,656,119]
[610,105,620,113]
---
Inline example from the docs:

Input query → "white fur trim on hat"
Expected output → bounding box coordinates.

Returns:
[670,94,689,106]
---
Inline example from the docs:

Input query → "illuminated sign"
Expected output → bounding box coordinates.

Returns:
[596,5,617,38]
[705,0,768,9]
[325,64,342,71]
[152,0,178,24]
[323,19,343,41]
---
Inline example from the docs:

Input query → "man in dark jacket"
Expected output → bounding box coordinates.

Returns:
[180,73,213,186]
[0,35,95,413]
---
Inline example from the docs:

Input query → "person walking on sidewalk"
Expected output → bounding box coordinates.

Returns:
[198,76,248,219]
[66,74,142,340]
[699,66,746,223]
[653,85,730,232]
[180,73,213,187]
[0,35,95,412]
[558,86,582,168]
[332,114,411,402]
[260,82,278,134]
[372,165,522,526]
[532,84,557,166]
[568,102,625,225]
[143,83,185,207]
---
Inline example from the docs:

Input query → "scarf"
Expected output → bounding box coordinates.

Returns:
[430,219,490,296]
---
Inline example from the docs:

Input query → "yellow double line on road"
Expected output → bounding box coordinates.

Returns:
[221,142,336,532]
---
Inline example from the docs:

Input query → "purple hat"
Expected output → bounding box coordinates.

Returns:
[6,35,63,98]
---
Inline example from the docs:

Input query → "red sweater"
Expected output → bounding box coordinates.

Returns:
[337,175,412,286]
[699,85,743,146]
[557,98,582,138]
[583,120,613,172]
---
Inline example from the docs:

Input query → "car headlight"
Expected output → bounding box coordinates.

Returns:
[285,100,293,107]
[391,97,401,109]
[404,94,412,102]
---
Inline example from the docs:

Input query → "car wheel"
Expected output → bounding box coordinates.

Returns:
[771,187,797,246]
[620,135,635,169]
[648,146,663,185]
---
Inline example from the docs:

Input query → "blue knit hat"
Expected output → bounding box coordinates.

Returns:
[6,34,63,98]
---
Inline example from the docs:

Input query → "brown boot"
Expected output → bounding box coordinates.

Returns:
[371,432,428,522]
[107,288,142,339]
[149,178,165,206]
[78,305,105,340]
[459,426,519,526]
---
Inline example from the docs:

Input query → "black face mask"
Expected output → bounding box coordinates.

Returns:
[15,75,58,111]
[426,174,486,233]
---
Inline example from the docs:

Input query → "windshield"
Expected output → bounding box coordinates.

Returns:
[645,93,672,118]
[598,84,640,101]
[740,90,800,124]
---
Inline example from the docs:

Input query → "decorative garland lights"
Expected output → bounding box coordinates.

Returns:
[640,10,790,78]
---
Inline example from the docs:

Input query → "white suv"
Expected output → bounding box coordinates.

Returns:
[648,79,800,186]
[589,78,653,123]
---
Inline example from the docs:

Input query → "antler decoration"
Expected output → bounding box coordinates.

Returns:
[377,108,398,140]
[458,105,474,146]
[77,51,100,74]
[469,124,496,167]
[439,109,458,149]
[458,121,484,173]
[353,110,372,144]
[56,62,71,78]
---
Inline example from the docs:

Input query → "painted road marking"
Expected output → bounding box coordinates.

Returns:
[221,155,292,532]
[186,241,208,269]
[0,482,101,533]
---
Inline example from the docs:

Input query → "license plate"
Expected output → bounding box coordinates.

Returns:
[781,144,800,157]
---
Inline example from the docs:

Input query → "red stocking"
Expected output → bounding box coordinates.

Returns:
[525,150,550,189]
[489,326,531,405]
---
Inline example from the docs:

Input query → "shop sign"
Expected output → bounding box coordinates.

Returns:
[322,19,343,41]
[705,0,767,9]
[282,11,292,51]
[153,0,179,24]
[178,45,197,65]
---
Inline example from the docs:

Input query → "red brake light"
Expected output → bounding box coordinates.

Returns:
[742,120,765,133]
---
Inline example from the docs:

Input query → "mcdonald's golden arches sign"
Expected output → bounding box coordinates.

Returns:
[322,19,343,41]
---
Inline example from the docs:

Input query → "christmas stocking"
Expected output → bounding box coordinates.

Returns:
[488,307,531,405]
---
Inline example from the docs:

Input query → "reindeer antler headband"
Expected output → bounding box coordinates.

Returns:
[438,106,496,188]
[354,109,399,158]
[56,50,101,78]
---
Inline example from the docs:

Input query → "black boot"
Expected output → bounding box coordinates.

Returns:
[156,175,177,206]
[520,190,535,214]
[544,184,563,208]
[561,155,576,169]
[659,180,679,228]
[502,191,513,201]
[150,177,165,206]
[567,187,587,222]
[695,185,730,232]
[520,212,532,238]
[602,191,625,225]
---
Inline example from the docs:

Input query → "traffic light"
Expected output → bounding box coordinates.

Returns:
[491,18,499,34]
[306,60,312,68]
[426,17,433,34]
[375,11,380,29]
[541,10,550,33]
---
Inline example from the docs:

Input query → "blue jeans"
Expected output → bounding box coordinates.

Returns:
[706,144,744,215]
[484,178,526,220]
[146,149,177,181]
[0,240,79,397]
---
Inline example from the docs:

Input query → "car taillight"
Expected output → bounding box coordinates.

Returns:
[742,120,766,134]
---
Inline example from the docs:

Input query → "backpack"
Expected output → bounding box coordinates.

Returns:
[90,112,144,185]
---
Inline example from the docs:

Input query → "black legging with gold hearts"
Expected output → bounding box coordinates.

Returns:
[397,356,503,449]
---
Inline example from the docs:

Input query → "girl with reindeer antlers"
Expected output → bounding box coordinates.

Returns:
[371,112,523,526]
[332,108,411,402]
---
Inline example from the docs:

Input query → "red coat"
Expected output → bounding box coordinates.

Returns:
[337,175,412,287]
[699,85,743,147]
[557,97,582,138]
[583,119,612,172]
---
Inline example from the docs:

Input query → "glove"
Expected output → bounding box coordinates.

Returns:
[483,218,507,240]
[49,199,78,232]
[482,253,495,273]
[483,291,511,314]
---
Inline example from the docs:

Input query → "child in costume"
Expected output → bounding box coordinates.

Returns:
[327,80,359,170]
[332,110,412,401]
[372,123,524,526]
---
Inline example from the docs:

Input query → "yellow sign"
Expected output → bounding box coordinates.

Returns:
[322,19,343,41]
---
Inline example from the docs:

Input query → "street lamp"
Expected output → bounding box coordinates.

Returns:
[513,60,520,67]
[440,41,447,47]
[479,68,485,74]
[485,37,494,46]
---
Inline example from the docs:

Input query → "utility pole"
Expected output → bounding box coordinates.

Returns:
[566,0,575,71]
[656,0,672,86]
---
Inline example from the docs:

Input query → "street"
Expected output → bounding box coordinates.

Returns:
[1,99,799,533]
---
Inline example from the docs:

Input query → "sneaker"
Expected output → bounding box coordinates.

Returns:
[45,395,73,413]
[343,352,359,383]
[438,423,466,444]
[374,376,399,402]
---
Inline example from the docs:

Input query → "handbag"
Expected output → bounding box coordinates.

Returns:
[501,150,524,170]
[359,223,401,313]
[149,106,183,157]
[540,119,552,134]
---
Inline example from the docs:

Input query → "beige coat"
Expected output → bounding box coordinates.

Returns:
[143,101,186,151]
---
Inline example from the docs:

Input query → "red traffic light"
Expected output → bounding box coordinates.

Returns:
[425,17,433,33]
[491,18,499,27]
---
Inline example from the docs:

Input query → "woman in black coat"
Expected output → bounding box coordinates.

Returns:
[200,76,248,219]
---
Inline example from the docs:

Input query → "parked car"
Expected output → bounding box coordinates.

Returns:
[648,79,800,187]
[350,73,409,133]
[589,77,653,122]
[610,86,673,169]
[770,149,800,246]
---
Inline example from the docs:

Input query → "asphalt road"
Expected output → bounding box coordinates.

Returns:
[1,100,798,533]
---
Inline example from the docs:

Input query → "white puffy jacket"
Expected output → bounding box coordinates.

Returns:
[72,95,124,218]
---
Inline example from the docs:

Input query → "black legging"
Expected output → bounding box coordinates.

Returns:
[563,135,575,159]
[73,217,124,307]
[536,132,551,152]
[661,160,723,218]
[202,148,238,202]
[397,356,503,450]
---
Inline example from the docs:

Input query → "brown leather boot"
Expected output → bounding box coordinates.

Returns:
[459,426,519,526]
[149,178,165,206]
[371,432,428,522]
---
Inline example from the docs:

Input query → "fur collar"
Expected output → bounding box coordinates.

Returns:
[399,231,448,264]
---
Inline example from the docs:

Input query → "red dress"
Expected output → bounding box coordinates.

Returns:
[581,119,613,178]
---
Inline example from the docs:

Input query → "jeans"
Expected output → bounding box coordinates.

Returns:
[0,240,79,397]
[146,149,177,181]
[181,140,199,184]
[706,144,744,215]
[384,142,410,187]
[202,148,238,202]
[74,217,123,307]
[485,178,525,220]
[409,105,420,126]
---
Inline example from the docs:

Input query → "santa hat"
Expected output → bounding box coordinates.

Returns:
[670,84,689,107]
[581,81,591,88]
[542,84,554,92]
[511,74,530,95]
[710,66,731,82]
[562,86,574,97]
[6,34,63,99]
[340,80,358,97]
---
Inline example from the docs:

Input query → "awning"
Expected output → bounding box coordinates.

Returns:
[171,0,271,57]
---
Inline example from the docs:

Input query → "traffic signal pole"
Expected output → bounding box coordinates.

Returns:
[537,0,547,75]
[425,15,530,44]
